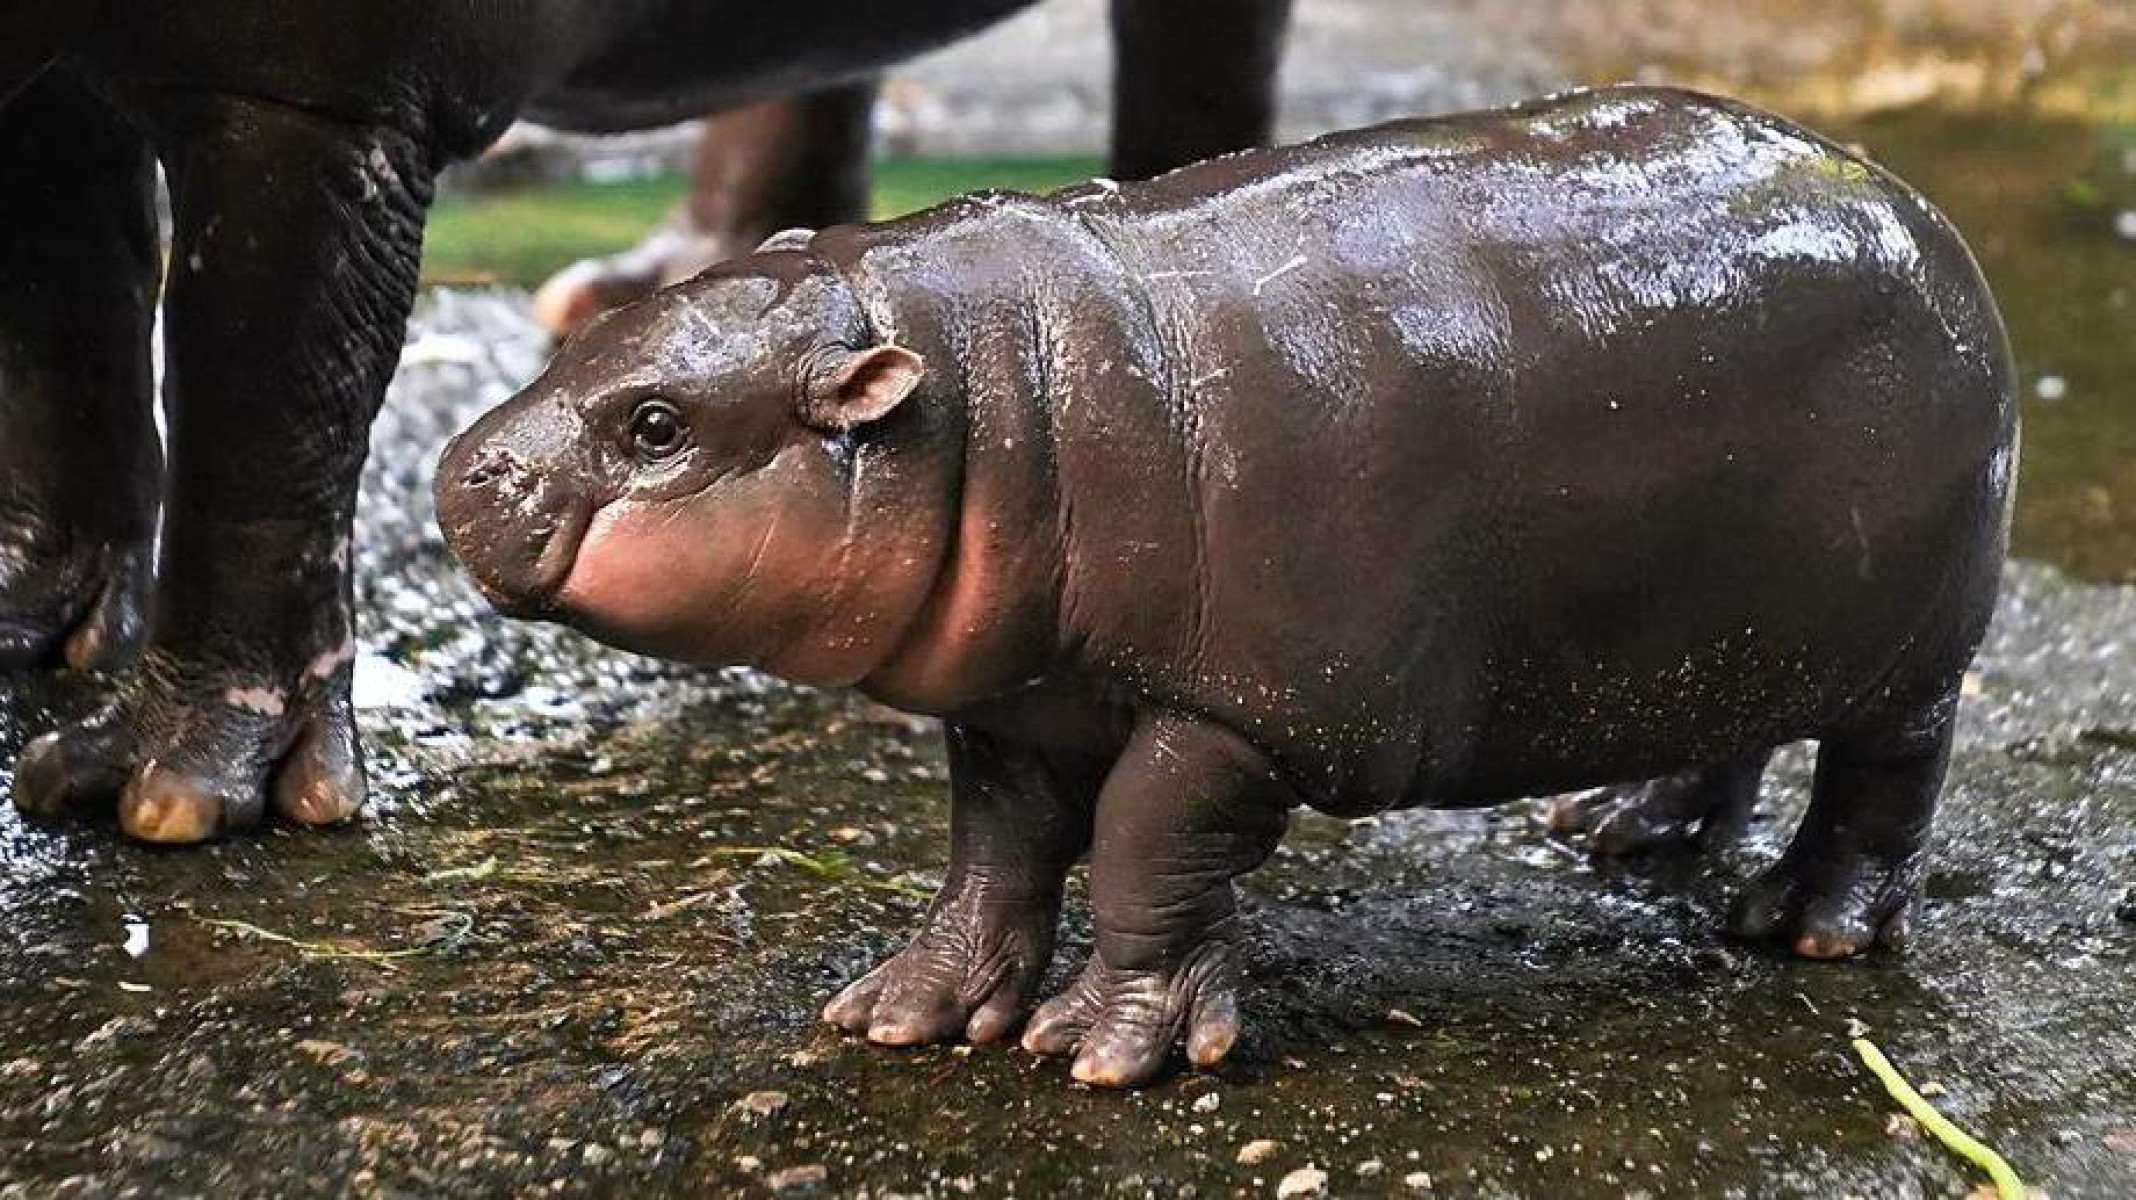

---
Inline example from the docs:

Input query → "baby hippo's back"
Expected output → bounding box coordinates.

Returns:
[1027,86,2015,814]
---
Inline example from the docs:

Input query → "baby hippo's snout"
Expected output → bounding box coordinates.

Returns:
[434,401,594,618]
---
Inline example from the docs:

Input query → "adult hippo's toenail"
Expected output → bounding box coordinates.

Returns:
[119,769,223,844]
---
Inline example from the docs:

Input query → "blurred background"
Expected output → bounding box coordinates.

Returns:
[428,0,2136,585]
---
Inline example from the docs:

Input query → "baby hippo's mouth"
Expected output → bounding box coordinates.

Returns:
[433,428,595,619]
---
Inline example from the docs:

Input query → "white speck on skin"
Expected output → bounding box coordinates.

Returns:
[1252,254,1309,296]
[224,687,287,717]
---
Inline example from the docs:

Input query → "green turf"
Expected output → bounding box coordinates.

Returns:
[421,156,1103,287]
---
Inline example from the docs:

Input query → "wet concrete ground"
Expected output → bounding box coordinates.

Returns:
[6,121,2136,1196]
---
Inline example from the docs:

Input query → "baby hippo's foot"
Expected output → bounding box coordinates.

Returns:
[1730,842,1921,959]
[1730,720,1950,959]
[12,649,364,842]
[824,883,1061,1046]
[1021,934,1243,1089]
[1549,751,1771,857]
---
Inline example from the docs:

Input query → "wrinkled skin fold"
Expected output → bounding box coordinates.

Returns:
[0,0,1294,843]
[436,86,2017,1086]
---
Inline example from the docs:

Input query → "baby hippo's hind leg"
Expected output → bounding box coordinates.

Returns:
[1731,694,1959,959]
[1022,714,1291,1088]
[1550,750,1772,857]
[824,726,1099,1046]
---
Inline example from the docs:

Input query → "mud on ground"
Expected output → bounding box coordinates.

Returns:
[1,289,2132,1199]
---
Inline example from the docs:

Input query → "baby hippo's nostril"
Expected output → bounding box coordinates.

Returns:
[455,447,526,495]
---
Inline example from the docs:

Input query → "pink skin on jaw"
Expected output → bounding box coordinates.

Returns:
[552,446,920,687]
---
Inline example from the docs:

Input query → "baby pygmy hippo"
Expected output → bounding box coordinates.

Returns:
[435,86,2015,1088]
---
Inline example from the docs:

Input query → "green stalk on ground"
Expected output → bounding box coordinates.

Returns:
[1851,1037,2027,1200]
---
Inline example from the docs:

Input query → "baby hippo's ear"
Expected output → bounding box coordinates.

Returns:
[801,344,927,432]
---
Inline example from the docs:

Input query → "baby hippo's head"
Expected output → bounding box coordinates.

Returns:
[434,252,935,685]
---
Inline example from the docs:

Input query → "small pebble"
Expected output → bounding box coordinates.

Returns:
[1403,1171,1434,1192]
[1192,1091,1221,1114]
[1237,1139,1282,1166]
[294,1039,359,1068]
[1275,1166,1327,1198]
[767,1164,828,1194]
[2036,375,2068,402]
[1356,1158,1384,1177]
[734,1091,790,1121]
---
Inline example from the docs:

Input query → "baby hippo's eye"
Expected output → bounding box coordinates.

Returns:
[629,399,687,461]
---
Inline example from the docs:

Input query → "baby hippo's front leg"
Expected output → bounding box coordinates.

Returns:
[825,726,1099,1045]
[1022,713,1291,1088]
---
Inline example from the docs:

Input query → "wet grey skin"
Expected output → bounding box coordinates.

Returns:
[0,0,1293,845]
[435,85,2018,1088]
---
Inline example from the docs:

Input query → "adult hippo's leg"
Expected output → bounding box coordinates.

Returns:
[1549,750,1773,856]
[1023,713,1292,1088]
[825,725,1099,1046]
[531,80,878,340]
[1731,691,1959,959]
[1107,0,1293,180]
[13,94,433,841]
[0,71,161,673]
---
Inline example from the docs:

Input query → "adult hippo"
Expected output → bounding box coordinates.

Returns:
[0,0,1293,842]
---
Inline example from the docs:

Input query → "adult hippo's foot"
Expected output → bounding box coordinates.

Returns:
[13,524,365,841]
[1730,701,1956,958]
[531,81,877,341]
[0,512,155,675]
[14,657,363,840]
[824,727,1096,1045]
[1020,715,1290,1088]
[0,71,162,674]
[9,91,433,844]
[1548,750,1772,857]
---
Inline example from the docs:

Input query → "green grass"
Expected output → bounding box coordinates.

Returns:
[422,156,1102,287]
